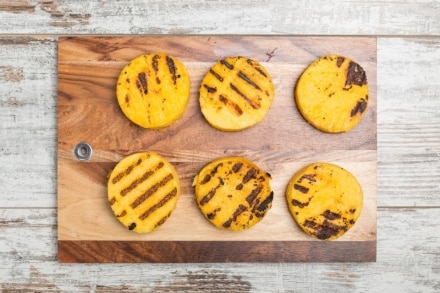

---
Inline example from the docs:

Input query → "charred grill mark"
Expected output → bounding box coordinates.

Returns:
[219,95,228,104]
[230,83,260,109]
[131,173,174,209]
[152,55,160,72]
[233,104,244,115]
[219,95,243,116]
[200,174,211,185]
[254,66,267,78]
[304,219,317,229]
[317,221,346,240]
[293,184,309,194]
[117,210,127,217]
[223,204,247,228]
[203,84,217,93]
[109,197,116,205]
[299,174,317,183]
[292,199,309,208]
[349,208,356,214]
[120,162,164,197]
[238,70,262,91]
[247,59,267,77]
[199,164,224,205]
[125,94,130,105]
[336,56,345,67]
[246,185,263,205]
[232,162,243,173]
[304,219,346,240]
[345,61,367,88]
[210,163,223,177]
[139,187,178,220]
[236,183,243,190]
[257,191,273,213]
[128,222,136,230]
[154,212,171,228]
[111,159,142,184]
[322,210,341,220]
[199,184,221,206]
[151,56,161,84]
[221,59,234,70]
[137,72,148,94]
[136,80,143,95]
[350,98,368,117]
[207,207,221,219]
[112,173,125,184]
[166,56,177,85]
[209,68,224,82]
[243,167,257,184]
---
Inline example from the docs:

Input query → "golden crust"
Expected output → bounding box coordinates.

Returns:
[285,162,363,240]
[107,152,180,233]
[199,56,275,131]
[193,156,273,231]
[116,53,190,129]
[295,54,369,133]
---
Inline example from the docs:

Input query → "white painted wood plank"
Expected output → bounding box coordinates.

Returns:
[377,38,440,124]
[0,37,57,208]
[377,37,440,207]
[0,1,439,35]
[1,208,438,292]
[272,1,440,35]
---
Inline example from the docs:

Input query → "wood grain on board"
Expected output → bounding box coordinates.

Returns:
[57,36,377,263]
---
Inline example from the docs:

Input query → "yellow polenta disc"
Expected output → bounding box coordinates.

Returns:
[285,162,363,240]
[193,156,273,231]
[116,53,190,129]
[199,56,275,131]
[295,54,369,133]
[107,152,180,233]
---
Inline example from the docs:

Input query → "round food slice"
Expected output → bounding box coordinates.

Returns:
[199,56,275,131]
[285,162,363,240]
[107,151,180,233]
[116,53,190,129]
[295,54,369,133]
[193,156,273,231]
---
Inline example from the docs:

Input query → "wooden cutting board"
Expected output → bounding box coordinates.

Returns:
[57,36,377,263]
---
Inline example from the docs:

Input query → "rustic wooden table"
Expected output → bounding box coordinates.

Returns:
[0,1,439,292]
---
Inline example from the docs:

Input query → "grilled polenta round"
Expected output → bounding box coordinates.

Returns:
[199,56,275,131]
[295,54,369,133]
[193,156,273,231]
[107,152,180,233]
[116,53,190,129]
[285,162,363,240]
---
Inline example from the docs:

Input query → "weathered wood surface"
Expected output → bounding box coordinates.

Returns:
[0,0,439,35]
[57,36,377,263]
[0,0,439,291]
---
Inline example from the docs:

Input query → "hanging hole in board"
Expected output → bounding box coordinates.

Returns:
[74,142,93,161]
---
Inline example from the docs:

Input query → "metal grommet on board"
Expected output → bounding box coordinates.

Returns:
[74,142,93,161]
